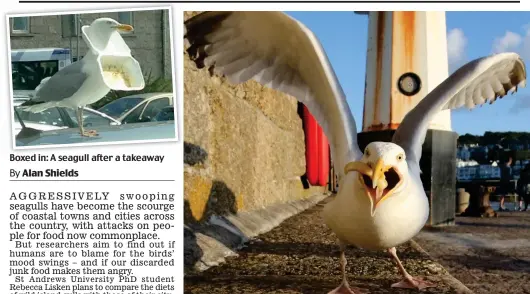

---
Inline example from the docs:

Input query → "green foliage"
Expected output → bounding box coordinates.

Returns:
[457,133,479,146]
[458,131,530,162]
[90,69,173,109]
[458,131,530,146]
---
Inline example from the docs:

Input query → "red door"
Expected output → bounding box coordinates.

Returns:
[302,105,330,187]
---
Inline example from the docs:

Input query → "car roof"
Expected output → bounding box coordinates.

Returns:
[118,92,173,100]
[16,121,176,147]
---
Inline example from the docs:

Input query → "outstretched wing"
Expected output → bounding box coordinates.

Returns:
[185,11,361,175]
[393,52,527,165]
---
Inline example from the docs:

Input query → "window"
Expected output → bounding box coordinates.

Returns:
[122,103,147,124]
[64,108,115,127]
[11,61,59,91]
[15,107,67,127]
[141,98,171,121]
[117,12,133,34]
[97,97,145,119]
[152,106,174,122]
[11,17,29,34]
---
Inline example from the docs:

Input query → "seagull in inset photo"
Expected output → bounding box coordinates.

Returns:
[184,11,527,294]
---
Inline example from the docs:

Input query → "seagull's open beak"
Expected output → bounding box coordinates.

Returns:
[344,159,402,216]
[114,24,134,32]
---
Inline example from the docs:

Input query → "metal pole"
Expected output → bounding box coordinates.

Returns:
[162,10,167,79]
[76,14,80,61]
[69,16,73,63]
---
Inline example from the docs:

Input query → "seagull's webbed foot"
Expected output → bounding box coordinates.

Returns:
[327,281,368,294]
[81,130,98,137]
[388,247,436,290]
[391,275,435,290]
[327,281,361,294]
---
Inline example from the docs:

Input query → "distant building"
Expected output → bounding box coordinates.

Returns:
[8,9,173,82]
[456,162,501,181]
[457,165,478,181]
[456,135,530,182]
[457,146,471,161]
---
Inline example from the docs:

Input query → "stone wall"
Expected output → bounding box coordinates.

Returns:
[183,11,328,270]
[183,11,326,222]
[9,9,172,79]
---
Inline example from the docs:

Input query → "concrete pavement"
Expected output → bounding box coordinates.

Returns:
[414,210,530,294]
[185,196,473,294]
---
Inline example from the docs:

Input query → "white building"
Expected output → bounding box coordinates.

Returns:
[457,161,501,181]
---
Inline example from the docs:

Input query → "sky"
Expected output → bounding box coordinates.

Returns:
[286,11,530,136]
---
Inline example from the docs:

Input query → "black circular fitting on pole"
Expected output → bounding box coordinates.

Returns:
[397,72,422,96]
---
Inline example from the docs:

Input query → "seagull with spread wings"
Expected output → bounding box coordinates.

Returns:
[184,11,527,294]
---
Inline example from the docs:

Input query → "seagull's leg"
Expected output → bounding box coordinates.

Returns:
[77,107,98,137]
[76,107,85,136]
[387,247,435,290]
[327,240,360,294]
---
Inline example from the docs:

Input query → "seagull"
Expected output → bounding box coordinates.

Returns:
[18,18,136,137]
[184,11,527,293]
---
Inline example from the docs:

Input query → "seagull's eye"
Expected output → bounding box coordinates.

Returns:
[397,154,404,161]
[107,21,113,25]
[365,149,370,157]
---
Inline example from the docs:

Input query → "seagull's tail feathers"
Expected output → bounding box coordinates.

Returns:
[13,107,43,141]
[16,125,43,141]
[18,100,57,113]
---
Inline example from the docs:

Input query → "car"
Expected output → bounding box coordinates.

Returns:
[13,105,121,136]
[97,92,175,124]
[12,91,33,106]
[13,90,36,101]
[15,120,176,147]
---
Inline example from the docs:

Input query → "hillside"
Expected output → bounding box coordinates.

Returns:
[458,131,530,146]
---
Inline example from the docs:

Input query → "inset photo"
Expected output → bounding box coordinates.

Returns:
[7,7,177,149]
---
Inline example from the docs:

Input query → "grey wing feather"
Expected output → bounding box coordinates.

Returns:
[33,60,89,103]
[392,52,527,166]
[185,11,362,174]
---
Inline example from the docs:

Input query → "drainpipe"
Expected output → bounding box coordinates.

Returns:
[76,14,80,61]
[69,24,73,63]
[162,10,168,79]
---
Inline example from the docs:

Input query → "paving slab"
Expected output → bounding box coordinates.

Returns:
[415,210,530,294]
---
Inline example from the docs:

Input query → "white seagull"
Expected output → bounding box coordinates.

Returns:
[19,18,139,137]
[184,11,527,293]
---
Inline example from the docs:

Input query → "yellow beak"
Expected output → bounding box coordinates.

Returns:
[372,158,390,190]
[114,24,134,32]
[344,158,395,216]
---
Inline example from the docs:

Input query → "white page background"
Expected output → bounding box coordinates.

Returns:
[2,3,184,293]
